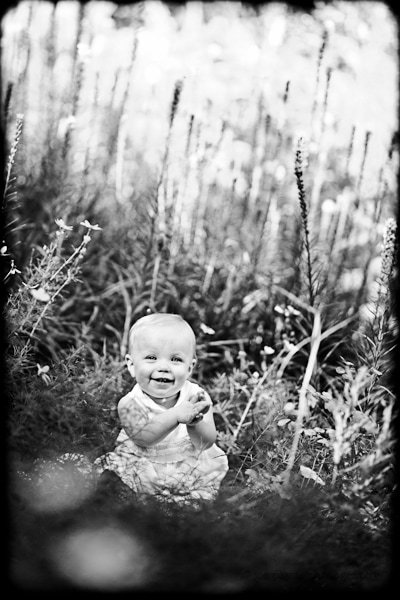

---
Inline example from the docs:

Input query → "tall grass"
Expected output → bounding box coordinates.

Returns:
[2,1,398,528]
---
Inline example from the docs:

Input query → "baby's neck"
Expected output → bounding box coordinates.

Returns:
[143,390,180,407]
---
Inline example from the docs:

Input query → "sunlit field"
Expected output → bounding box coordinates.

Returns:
[2,0,398,592]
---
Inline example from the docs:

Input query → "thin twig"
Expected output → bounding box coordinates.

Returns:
[231,368,271,445]
[283,310,322,485]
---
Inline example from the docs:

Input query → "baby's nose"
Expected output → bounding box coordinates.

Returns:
[156,361,170,371]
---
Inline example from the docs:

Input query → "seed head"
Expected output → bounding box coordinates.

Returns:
[380,217,397,282]
[169,79,183,127]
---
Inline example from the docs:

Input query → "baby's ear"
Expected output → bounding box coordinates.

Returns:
[189,357,197,374]
[125,354,135,378]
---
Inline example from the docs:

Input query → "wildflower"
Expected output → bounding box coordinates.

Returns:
[37,364,51,385]
[83,234,91,244]
[285,305,300,317]
[37,364,49,375]
[5,260,21,277]
[1,244,8,255]
[55,218,73,231]
[263,346,275,355]
[169,79,183,127]
[80,220,102,231]
[30,287,51,302]
[283,401,297,415]
[299,465,325,486]
[380,217,397,282]
[200,323,215,335]
[274,305,285,314]
[283,339,296,352]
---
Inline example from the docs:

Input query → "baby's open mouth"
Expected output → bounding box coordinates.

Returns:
[152,377,173,383]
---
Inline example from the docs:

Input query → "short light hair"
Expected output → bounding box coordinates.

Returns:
[128,313,196,357]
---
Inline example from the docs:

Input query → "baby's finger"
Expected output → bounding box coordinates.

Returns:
[191,413,204,423]
[198,402,210,415]
[195,398,211,414]
[188,393,203,404]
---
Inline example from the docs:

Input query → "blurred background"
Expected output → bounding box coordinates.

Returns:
[2,1,398,365]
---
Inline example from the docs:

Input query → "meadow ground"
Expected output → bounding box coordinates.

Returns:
[8,457,396,593]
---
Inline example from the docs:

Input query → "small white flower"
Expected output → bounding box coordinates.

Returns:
[283,401,297,415]
[8,260,21,275]
[1,244,8,255]
[55,218,73,231]
[263,345,275,355]
[80,220,102,231]
[274,305,285,314]
[30,287,51,302]
[37,364,51,385]
[286,305,300,317]
[37,364,50,376]
[200,323,215,335]
[283,339,296,352]
[299,465,325,486]
[83,234,91,244]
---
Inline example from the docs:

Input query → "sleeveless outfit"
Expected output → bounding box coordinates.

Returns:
[94,380,229,502]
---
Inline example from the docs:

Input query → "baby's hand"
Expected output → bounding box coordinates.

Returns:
[187,391,211,425]
[176,392,211,425]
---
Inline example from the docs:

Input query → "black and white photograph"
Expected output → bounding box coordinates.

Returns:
[2,0,398,592]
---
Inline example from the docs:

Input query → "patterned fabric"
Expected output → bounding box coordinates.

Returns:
[94,381,229,502]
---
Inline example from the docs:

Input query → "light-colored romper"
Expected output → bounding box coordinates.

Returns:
[94,381,229,502]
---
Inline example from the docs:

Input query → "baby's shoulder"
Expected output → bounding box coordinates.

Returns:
[117,386,143,410]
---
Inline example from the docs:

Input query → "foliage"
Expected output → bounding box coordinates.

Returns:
[2,2,398,585]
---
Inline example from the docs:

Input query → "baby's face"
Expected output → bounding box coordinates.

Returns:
[127,324,196,401]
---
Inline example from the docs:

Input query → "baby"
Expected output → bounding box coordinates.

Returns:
[95,313,229,502]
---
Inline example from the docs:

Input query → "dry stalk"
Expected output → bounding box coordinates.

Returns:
[116,270,132,358]
[294,138,314,307]
[202,252,217,294]
[148,235,165,312]
[3,113,24,206]
[27,269,74,342]
[230,368,271,446]
[3,82,13,122]
[283,310,322,485]
[355,130,371,209]
[345,125,356,178]
[310,29,328,132]
[276,314,357,379]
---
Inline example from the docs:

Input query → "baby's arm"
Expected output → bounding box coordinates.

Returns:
[118,396,180,447]
[186,391,217,450]
[118,394,211,448]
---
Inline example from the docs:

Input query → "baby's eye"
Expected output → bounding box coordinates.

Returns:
[171,357,183,362]
[145,355,156,360]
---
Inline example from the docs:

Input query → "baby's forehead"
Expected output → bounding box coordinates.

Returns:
[130,322,195,351]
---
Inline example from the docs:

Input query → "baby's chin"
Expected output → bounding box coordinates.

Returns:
[142,383,181,401]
